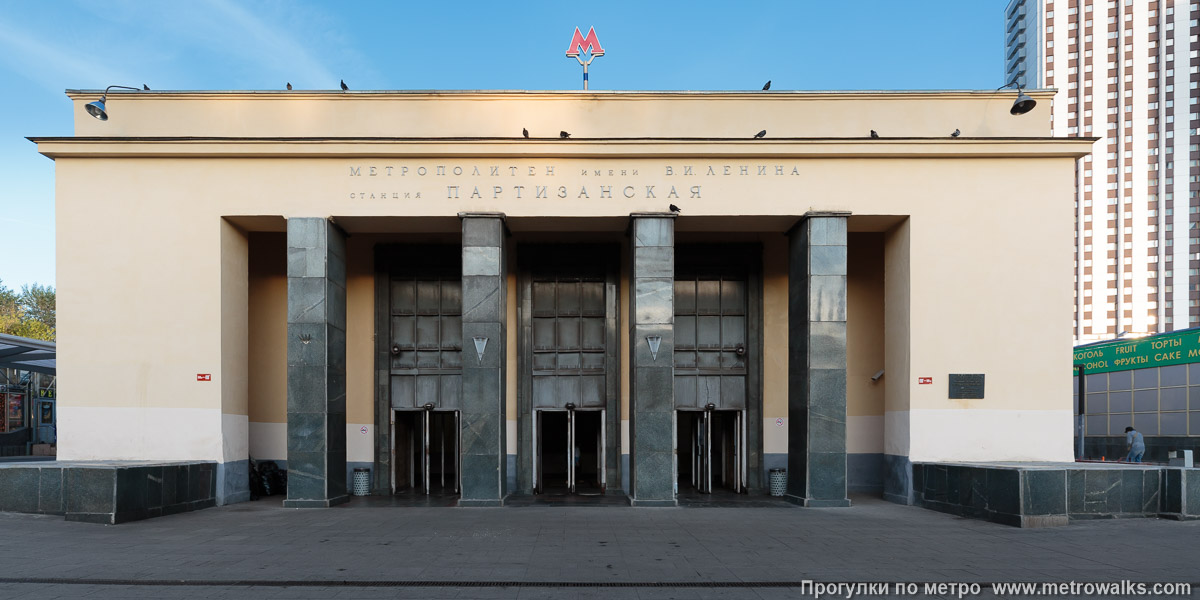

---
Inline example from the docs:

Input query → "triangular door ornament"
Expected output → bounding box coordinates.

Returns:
[646,335,662,361]
[473,336,489,363]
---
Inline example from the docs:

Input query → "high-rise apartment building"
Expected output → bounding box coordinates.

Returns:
[1007,0,1199,343]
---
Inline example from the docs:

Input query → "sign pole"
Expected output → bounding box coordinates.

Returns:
[565,27,604,92]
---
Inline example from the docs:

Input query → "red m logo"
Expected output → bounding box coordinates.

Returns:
[565,27,604,57]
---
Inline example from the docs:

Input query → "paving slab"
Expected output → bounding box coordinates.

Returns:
[0,495,1196,599]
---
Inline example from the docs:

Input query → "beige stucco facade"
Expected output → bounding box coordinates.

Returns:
[35,89,1090,504]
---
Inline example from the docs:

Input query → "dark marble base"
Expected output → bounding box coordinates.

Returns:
[848,453,884,493]
[912,461,1200,528]
[504,494,630,507]
[676,489,792,508]
[218,459,250,505]
[629,498,678,507]
[458,498,506,507]
[282,495,350,508]
[783,494,852,507]
[882,454,912,505]
[1160,467,1200,519]
[0,461,217,524]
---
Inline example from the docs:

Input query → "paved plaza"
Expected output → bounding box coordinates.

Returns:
[0,495,1197,599]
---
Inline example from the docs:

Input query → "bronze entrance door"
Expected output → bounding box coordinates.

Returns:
[519,245,619,496]
[385,247,462,495]
[673,246,756,494]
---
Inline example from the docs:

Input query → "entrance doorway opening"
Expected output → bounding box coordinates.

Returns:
[677,409,744,494]
[392,410,459,495]
[535,409,604,495]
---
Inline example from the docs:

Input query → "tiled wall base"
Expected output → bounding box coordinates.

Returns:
[0,461,217,524]
[911,462,1200,528]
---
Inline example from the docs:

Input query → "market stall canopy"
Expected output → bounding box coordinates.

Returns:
[0,333,55,375]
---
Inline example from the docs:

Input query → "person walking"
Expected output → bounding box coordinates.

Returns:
[1125,426,1146,463]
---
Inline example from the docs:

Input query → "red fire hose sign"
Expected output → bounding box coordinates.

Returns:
[196,374,211,382]
[918,377,932,385]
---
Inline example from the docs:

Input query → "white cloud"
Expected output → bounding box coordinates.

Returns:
[0,21,129,91]
[201,0,338,87]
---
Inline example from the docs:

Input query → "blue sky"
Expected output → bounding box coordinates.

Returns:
[0,0,1008,290]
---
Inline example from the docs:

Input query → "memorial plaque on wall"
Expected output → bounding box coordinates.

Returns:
[948,374,985,399]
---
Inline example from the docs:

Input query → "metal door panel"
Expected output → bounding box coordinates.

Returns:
[532,282,555,316]
[440,375,462,410]
[557,317,580,349]
[581,318,605,351]
[440,348,462,370]
[674,377,698,408]
[675,316,696,348]
[533,378,556,408]
[580,352,605,371]
[440,281,462,313]
[416,316,440,348]
[557,376,581,405]
[581,375,605,407]
[395,350,417,370]
[391,376,415,409]
[698,377,721,406]
[696,350,720,369]
[557,282,580,316]
[721,280,746,315]
[674,266,749,412]
[532,352,556,372]
[557,352,581,370]
[532,318,555,350]
[721,316,746,346]
[696,316,720,349]
[721,377,746,409]
[391,280,416,313]
[580,282,605,315]
[674,280,696,313]
[392,316,415,347]
[416,375,439,406]
[720,351,745,370]
[441,316,462,349]
[416,281,440,314]
[696,280,720,314]
[417,351,440,369]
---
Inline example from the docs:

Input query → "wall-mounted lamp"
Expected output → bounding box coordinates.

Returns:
[998,79,1036,115]
[473,336,488,363]
[645,335,662,361]
[85,85,143,121]
[565,402,576,411]
[704,403,715,411]
[422,402,435,411]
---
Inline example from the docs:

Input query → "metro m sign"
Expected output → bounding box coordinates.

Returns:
[565,27,604,57]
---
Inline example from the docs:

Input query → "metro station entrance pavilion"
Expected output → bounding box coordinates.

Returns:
[33,89,1089,508]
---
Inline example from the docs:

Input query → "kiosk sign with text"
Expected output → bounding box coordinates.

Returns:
[1073,329,1200,374]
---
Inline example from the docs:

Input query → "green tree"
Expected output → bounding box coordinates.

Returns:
[0,279,55,342]
[20,284,55,331]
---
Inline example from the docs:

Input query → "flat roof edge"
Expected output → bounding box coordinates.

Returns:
[63,89,1060,99]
